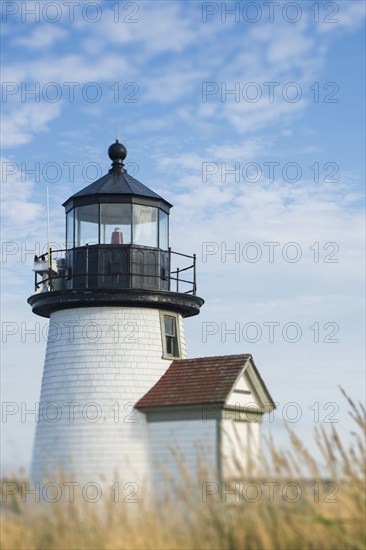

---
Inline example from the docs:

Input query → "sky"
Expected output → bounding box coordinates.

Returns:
[1,0,365,474]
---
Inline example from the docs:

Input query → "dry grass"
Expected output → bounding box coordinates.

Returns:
[1,389,365,550]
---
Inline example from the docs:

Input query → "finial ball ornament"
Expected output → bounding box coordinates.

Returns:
[108,140,127,161]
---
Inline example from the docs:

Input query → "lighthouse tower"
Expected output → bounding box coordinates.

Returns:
[28,141,204,487]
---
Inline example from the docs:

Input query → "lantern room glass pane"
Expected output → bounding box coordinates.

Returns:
[100,204,131,245]
[132,205,158,247]
[159,210,168,250]
[66,210,74,250]
[75,205,99,246]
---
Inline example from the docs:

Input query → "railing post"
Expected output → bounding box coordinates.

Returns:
[48,248,53,291]
[129,244,131,289]
[168,247,171,291]
[176,267,179,292]
[193,253,196,295]
[85,245,89,289]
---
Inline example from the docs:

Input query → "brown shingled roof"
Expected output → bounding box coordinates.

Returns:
[135,354,251,409]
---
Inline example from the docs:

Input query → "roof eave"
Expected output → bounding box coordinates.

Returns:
[62,193,173,211]
[135,400,226,411]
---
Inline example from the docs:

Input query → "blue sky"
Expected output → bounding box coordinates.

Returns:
[1,0,365,473]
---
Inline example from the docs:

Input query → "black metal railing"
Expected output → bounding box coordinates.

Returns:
[33,246,197,295]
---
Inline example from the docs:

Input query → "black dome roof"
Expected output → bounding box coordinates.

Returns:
[63,140,172,210]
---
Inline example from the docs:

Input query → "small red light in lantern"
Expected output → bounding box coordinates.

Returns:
[111,227,123,244]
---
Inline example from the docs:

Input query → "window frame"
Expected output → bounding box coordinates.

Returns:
[160,312,181,359]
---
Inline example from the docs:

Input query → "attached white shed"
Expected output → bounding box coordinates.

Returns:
[135,354,275,488]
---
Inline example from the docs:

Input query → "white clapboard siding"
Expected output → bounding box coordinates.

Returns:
[147,418,217,492]
[221,420,262,479]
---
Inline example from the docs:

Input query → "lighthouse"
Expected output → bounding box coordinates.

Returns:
[29,140,275,492]
[28,140,203,487]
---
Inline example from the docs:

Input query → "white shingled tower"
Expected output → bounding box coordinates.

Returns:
[28,140,204,487]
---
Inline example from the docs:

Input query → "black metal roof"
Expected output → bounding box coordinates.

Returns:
[63,141,172,210]
[64,170,169,202]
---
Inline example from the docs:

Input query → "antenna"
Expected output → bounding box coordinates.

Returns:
[46,187,51,268]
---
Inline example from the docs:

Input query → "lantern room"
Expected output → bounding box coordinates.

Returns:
[29,140,203,319]
[62,140,172,292]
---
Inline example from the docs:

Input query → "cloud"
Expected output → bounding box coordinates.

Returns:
[92,2,199,55]
[144,66,208,104]
[1,51,132,148]
[316,1,366,34]
[1,102,62,147]
[155,143,365,294]
[12,25,68,49]
[1,156,43,234]
[2,54,132,84]
[219,99,309,134]
[3,0,361,148]
[195,18,325,133]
